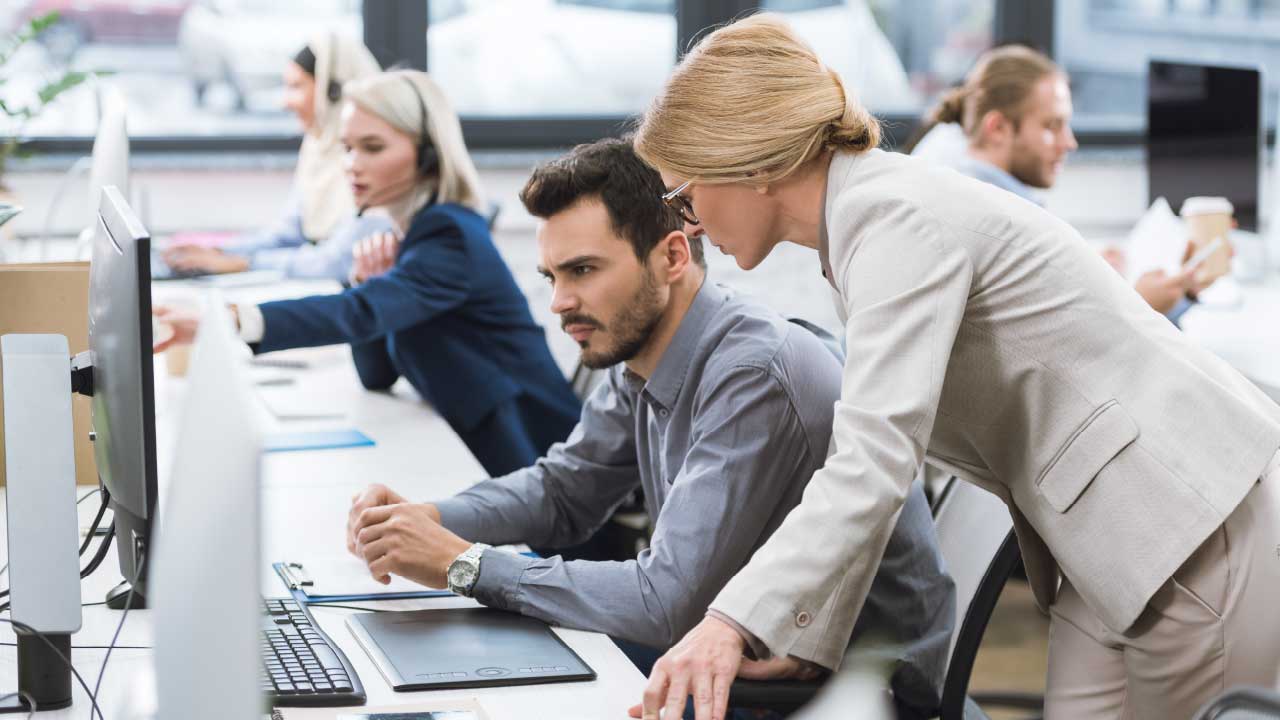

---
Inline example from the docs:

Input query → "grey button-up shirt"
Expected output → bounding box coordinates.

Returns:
[434,280,953,711]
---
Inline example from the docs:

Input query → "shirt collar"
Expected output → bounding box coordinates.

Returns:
[636,279,725,412]
[953,155,1045,207]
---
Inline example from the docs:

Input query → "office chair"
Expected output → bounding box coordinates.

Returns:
[1195,687,1280,720]
[727,478,1036,720]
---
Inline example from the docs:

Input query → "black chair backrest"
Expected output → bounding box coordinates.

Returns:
[938,530,1022,720]
[1196,686,1280,720]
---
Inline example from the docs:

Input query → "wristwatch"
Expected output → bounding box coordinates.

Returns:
[446,543,491,597]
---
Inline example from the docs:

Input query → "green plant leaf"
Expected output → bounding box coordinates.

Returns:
[37,70,90,104]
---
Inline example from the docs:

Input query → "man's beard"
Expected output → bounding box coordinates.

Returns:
[562,270,664,370]
[1009,139,1054,190]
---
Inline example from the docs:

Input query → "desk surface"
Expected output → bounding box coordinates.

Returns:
[1181,276,1280,399]
[0,280,645,719]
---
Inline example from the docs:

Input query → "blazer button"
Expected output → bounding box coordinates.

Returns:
[795,611,812,628]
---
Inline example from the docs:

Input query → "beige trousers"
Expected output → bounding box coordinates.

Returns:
[1044,451,1280,719]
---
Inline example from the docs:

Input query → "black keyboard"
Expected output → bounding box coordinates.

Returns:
[261,598,366,707]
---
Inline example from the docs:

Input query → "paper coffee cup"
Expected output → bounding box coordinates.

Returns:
[1180,196,1233,282]
[166,344,191,377]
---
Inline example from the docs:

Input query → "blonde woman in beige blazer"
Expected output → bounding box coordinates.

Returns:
[628,13,1280,720]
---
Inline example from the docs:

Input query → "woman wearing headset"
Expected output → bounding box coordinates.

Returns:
[163,34,387,281]
[630,14,1280,720]
[157,70,581,477]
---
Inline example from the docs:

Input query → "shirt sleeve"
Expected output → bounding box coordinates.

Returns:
[252,214,395,282]
[224,190,308,259]
[254,214,471,353]
[236,303,265,344]
[708,208,972,669]
[464,366,818,649]
[434,370,640,550]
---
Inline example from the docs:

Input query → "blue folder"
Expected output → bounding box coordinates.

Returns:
[263,429,375,453]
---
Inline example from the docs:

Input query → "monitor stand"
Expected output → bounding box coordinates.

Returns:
[106,579,147,610]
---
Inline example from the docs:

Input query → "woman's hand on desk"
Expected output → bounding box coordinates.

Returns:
[163,245,250,274]
[152,305,199,353]
[351,501,469,588]
[630,615,746,720]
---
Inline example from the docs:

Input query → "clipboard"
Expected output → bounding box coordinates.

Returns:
[273,561,453,603]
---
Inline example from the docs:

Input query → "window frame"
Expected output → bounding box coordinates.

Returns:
[18,0,1043,156]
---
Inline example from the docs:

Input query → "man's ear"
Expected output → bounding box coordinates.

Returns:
[979,109,1013,146]
[652,230,692,283]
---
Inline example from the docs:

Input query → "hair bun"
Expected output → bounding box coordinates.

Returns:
[825,69,881,153]
[933,86,967,125]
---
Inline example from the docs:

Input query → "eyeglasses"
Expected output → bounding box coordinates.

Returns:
[661,180,700,225]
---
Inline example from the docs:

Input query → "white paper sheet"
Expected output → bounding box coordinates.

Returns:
[1124,197,1189,282]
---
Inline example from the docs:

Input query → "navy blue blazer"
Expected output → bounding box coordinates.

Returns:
[255,202,580,434]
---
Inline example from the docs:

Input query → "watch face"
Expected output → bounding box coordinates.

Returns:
[448,561,477,589]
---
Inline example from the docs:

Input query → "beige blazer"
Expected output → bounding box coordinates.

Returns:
[709,148,1280,669]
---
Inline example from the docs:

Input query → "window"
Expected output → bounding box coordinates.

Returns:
[763,0,994,116]
[427,0,676,117]
[1056,0,1280,132]
[2,0,361,137]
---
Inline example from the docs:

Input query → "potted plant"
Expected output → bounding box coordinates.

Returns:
[0,11,93,245]
[0,11,93,180]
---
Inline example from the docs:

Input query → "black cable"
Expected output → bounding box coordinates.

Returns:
[0,618,103,720]
[88,553,142,720]
[78,522,114,580]
[76,490,107,558]
[0,690,34,718]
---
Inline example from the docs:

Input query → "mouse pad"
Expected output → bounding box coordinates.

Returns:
[347,607,596,691]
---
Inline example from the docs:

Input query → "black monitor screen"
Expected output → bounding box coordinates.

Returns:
[88,184,156,605]
[1147,60,1262,232]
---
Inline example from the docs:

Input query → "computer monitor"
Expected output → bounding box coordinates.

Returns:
[87,185,157,609]
[87,86,129,221]
[151,292,262,720]
[1147,60,1263,232]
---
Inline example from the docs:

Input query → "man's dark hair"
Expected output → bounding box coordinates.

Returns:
[519,137,705,267]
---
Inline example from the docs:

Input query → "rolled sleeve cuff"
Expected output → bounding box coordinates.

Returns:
[236,303,265,344]
[471,547,534,611]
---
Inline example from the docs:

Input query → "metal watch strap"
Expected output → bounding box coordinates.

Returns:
[448,542,491,597]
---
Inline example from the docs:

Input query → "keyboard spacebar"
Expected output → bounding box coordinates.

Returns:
[309,644,345,671]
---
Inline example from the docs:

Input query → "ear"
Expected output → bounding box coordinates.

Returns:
[652,230,692,283]
[979,109,1013,145]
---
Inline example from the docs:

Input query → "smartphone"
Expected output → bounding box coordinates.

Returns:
[1183,236,1225,274]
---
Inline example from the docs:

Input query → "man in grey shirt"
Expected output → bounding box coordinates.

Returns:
[346,138,954,716]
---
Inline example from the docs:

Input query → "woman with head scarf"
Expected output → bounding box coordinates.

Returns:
[163,33,386,281]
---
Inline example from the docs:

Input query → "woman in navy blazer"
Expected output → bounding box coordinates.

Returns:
[159,71,580,477]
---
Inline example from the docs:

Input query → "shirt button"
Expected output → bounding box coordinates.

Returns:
[795,611,812,628]
[658,409,669,418]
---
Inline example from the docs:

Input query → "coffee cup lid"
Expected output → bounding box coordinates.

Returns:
[1180,196,1234,217]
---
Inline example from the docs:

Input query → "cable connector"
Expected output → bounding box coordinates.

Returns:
[69,351,94,397]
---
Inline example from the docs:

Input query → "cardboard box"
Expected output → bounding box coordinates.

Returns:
[0,262,98,487]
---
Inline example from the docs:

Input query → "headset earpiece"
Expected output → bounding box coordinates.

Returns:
[417,143,438,178]
[401,75,439,179]
[325,33,342,103]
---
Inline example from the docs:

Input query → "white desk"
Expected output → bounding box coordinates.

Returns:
[0,279,645,719]
[1180,275,1280,402]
